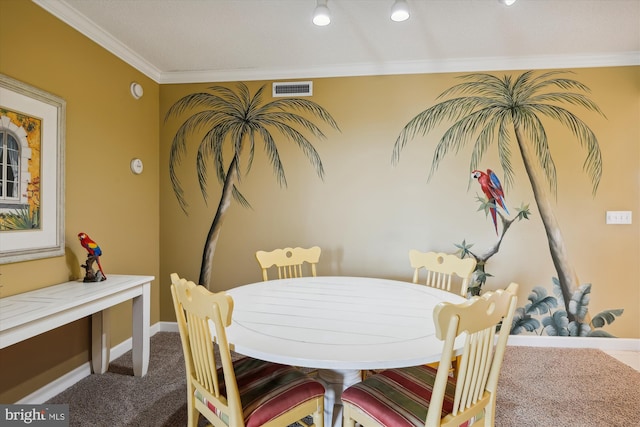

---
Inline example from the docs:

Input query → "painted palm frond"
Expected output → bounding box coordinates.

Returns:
[394,71,603,194]
[167,84,338,212]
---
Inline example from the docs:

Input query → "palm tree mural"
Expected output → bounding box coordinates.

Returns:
[166,83,339,289]
[392,70,604,322]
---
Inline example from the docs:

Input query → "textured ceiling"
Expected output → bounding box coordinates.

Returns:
[34,0,640,83]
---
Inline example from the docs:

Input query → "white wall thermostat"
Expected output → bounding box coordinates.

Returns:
[130,158,144,174]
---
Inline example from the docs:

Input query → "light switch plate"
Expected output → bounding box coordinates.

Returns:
[606,211,632,224]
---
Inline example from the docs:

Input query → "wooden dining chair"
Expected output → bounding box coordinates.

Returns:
[410,251,476,376]
[255,246,321,281]
[342,283,518,427]
[409,250,477,297]
[170,273,325,427]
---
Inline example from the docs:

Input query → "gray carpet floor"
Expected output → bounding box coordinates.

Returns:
[46,332,640,426]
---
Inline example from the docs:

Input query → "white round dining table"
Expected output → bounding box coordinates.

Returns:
[225,276,466,427]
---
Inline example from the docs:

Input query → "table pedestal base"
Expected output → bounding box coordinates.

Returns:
[317,368,362,427]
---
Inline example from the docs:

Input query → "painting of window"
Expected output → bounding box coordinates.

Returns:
[0,74,65,264]
[0,110,40,229]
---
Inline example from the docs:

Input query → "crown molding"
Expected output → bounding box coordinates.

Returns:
[35,0,640,85]
[34,0,162,82]
[158,52,640,84]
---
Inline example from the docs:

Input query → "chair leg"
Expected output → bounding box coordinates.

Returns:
[187,403,199,427]
[484,402,495,426]
[342,404,356,427]
[313,404,324,427]
[186,384,198,427]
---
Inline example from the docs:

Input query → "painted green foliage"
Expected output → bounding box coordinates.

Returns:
[0,206,39,230]
[510,278,624,337]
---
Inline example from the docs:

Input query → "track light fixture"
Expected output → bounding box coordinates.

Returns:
[312,1,413,26]
[390,0,410,22]
[313,0,331,26]
[312,1,513,28]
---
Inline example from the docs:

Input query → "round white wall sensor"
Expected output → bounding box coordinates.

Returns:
[130,82,144,99]
[130,158,144,174]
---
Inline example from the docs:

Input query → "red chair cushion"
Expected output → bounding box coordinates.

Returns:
[342,365,479,427]
[198,357,324,427]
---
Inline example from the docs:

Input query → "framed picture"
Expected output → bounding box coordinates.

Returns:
[0,74,65,264]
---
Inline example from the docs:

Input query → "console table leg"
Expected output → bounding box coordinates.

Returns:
[132,282,150,376]
[91,309,110,374]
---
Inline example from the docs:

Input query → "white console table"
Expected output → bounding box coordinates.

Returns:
[0,274,153,377]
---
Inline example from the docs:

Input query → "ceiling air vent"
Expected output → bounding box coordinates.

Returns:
[272,81,313,97]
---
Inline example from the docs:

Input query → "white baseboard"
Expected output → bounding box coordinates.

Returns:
[158,321,179,333]
[16,363,91,405]
[17,321,639,403]
[17,322,162,404]
[508,335,640,351]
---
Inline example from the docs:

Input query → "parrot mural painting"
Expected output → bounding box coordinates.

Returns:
[392,70,623,337]
[471,169,509,235]
[78,232,107,282]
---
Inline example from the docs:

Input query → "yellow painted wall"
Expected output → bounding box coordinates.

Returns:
[160,69,639,340]
[0,1,160,402]
[1,0,638,405]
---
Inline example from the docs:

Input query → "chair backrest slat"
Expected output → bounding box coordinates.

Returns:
[409,250,476,296]
[256,246,321,281]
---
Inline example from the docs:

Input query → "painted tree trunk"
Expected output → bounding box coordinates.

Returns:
[513,124,579,320]
[469,212,517,295]
[198,157,239,290]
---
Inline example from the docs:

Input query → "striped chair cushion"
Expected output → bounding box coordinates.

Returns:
[196,357,324,427]
[342,365,481,427]
[195,389,229,424]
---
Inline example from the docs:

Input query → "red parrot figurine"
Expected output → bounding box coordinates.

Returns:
[78,232,107,279]
[471,169,509,235]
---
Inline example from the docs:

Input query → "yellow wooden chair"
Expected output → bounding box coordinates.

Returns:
[409,250,476,297]
[255,246,321,281]
[410,250,478,375]
[342,283,518,427]
[170,273,325,427]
